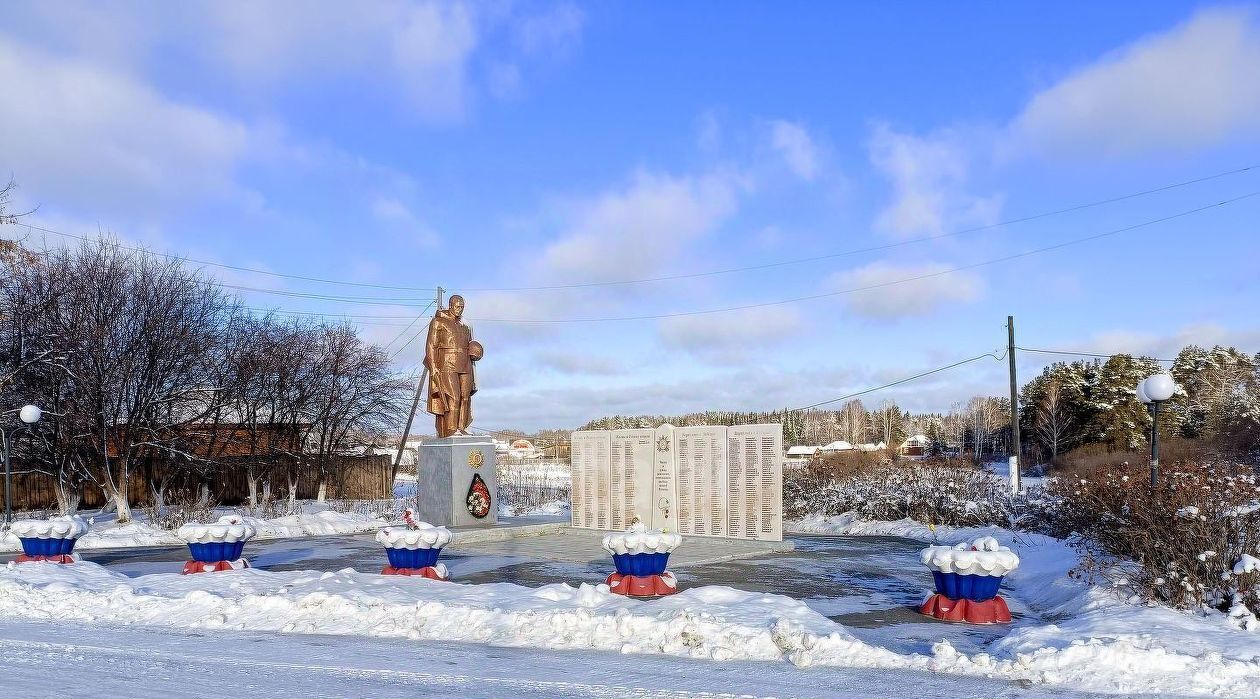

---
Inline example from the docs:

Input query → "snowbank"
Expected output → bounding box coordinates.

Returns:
[1,559,1259,695]
[1,509,398,553]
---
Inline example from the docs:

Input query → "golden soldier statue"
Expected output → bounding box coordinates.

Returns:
[423,295,483,438]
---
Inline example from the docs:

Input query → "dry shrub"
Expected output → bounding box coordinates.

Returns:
[1053,439,1217,477]
[785,457,1044,529]
[141,490,218,530]
[1051,461,1260,620]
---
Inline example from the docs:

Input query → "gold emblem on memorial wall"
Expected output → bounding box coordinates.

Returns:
[467,450,485,469]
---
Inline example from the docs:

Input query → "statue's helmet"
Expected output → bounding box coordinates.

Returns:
[469,340,484,361]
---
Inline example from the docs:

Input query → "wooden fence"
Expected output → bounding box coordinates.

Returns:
[1,455,394,512]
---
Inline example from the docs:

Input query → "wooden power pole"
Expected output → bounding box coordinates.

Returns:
[392,287,443,483]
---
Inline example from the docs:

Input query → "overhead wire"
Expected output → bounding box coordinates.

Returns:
[224,189,1260,323]
[790,350,1008,412]
[8,164,1256,296]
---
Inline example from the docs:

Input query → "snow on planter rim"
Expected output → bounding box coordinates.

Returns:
[9,515,89,540]
[601,522,682,556]
[375,522,452,550]
[176,515,257,544]
[920,536,1019,576]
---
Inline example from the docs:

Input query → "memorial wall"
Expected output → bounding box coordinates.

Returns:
[570,423,782,542]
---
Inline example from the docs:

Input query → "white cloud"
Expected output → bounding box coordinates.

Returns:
[0,37,257,218]
[514,3,585,56]
[769,120,820,181]
[1074,323,1260,361]
[2,1,583,125]
[828,261,984,320]
[867,123,1002,238]
[1011,7,1260,156]
[534,349,625,376]
[540,170,743,283]
[369,195,440,248]
[657,307,803,361]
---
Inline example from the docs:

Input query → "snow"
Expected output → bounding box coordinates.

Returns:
[8,515,89,540]
[1234,554,1260,575]
[920,537,1020,576]
[176,515,256,544]
[1,508,400,553]
[376,523,452,549]
[4,531,1260,697]
[601,523,683,555]
[788,513,1260,696]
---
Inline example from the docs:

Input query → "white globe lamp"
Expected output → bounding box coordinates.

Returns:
[1142,373,1176,402]
[18,405,41,425]
[1138,372,1177,488]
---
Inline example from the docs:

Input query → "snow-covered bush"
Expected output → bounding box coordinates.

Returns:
[784,458,1047,529]
[1052,461,1260,619]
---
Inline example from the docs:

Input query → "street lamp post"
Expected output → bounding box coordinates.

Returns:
[1136,374,1176,488]
[2,404,42,525]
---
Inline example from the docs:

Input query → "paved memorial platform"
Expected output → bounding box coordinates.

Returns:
[446,523,794,567]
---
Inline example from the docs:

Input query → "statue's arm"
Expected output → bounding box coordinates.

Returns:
[423,318,439,373]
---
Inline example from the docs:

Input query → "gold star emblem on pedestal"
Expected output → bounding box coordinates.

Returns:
[467,450,484,469]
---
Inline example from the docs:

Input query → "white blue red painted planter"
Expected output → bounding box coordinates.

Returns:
[176,516,256,574]
[602,523,682,597]
[919,536,1019,624]
[10,516,88,564]
[377,522,452,580]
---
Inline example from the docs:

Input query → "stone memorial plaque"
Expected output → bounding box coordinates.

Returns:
[726,424,783,541]
[609,429,654,530]
[650,424,678,531]
[570,430,611,530]
[569,423,782,541]
[674,425,728,538]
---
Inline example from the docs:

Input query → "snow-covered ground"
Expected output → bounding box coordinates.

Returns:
[1,515,1258,696]
[0,506,403,553]
[790,513,1260,696]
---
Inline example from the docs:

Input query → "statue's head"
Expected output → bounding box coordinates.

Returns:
[448,294,465,319]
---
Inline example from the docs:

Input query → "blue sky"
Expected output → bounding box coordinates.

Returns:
[2,1,1259,431]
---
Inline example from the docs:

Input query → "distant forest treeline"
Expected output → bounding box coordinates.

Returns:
[578,344,1260,463]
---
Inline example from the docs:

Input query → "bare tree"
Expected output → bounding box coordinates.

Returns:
[1035,379,1073,462]
[837,399,868,445]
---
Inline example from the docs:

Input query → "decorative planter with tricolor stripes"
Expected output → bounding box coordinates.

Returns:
[918,536,1019,624]
[10,516,88,564]
[176,516,256,574]
[377,515,452,580]
[602,523,682,597]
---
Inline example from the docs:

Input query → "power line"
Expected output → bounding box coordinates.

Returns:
[10,164,1256,295]
[238,189,1260,325]
[14,222,440,292]
[460,164,1259,291]
[1017,346,1179,363]
[465,190,1260,323]
[382,302,435,352]
[790,350,1007,412]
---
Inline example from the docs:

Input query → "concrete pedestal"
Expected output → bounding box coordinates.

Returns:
[417,435,498,527]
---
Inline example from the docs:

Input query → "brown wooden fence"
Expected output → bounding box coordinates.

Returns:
[1,455,394,512]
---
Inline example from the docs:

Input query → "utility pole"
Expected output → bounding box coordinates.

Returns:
[392,287,442,484]
[1006,316,1022,493]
